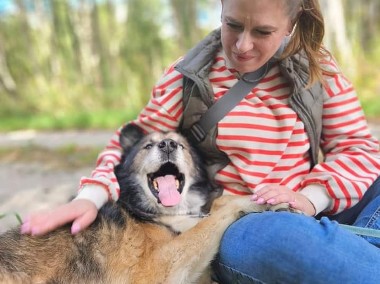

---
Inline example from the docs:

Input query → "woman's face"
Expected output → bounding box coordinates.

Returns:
[221,0,292,74]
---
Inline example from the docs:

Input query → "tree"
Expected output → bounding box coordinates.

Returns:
[0,37,17,96]
[169,0,200,51]
[320,0,353,65]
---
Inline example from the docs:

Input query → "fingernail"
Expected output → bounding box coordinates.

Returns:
[20,222,30,234]
[267,198,275,204]
[256,198,265,204]
[71,223,81,235]
[31,228,40,236]
[251,194,258,201]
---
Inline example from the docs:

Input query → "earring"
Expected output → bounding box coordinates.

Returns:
[289,23,297,36]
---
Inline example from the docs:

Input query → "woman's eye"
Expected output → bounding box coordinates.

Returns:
[227,22,242,30]
[256,30,273,36]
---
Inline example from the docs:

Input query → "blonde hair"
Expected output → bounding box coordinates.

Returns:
[281,0,333,86]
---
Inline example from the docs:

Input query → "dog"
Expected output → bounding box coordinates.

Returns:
[0,124,294,284]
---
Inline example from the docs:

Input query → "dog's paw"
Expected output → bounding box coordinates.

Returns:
[268,203,290,212]
[268,203,302,214]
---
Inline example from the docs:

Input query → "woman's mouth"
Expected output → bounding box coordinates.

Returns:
[234,53,254,62]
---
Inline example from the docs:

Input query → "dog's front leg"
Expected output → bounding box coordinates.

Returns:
[150,195,279,284]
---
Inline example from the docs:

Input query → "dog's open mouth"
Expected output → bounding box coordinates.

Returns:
[147,162,185,207]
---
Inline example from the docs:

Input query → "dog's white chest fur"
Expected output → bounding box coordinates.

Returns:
[158,214,205,233]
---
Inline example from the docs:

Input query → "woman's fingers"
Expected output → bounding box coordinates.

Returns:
[20,199,98,236]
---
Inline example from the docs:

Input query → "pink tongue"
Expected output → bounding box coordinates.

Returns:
[156,175,181,207]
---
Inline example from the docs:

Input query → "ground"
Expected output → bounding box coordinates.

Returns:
[0,130,112,232]
[0,124,379,232]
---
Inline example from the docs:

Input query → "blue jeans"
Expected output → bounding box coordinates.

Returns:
[213,177,380,283]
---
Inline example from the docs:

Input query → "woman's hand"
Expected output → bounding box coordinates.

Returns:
[251,185,316,216]
[20,199,98,236]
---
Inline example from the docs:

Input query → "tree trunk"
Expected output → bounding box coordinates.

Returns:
[90,0,111,89]
[0,39,17,96]
[320,0,352,61]
[320,0,354,75]
[169,0,200,51]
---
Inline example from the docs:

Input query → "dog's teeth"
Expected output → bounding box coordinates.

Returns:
[153,180,159,191]
[175,179,179,189]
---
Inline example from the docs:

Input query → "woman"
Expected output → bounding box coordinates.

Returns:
[22,0,380,282]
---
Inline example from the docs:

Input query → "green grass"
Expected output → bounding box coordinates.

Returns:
[0,109,139,132]
[361,99,380,120]
[0,213,23,225]
[352,40,380,120]
[0,144,102,169]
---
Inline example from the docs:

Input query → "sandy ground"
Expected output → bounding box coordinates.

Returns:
[0,130,113,232]
[0,163,92,232]
[0,124,379,232]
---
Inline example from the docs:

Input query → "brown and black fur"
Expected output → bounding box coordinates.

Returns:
[0,124,293,284]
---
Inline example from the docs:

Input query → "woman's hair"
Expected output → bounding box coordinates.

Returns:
[281,0,333,86]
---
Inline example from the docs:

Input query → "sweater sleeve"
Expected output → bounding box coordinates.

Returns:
[301,60,380,215]
[131,64,184,133]
[76,127,124,207]
[76,63,184,207]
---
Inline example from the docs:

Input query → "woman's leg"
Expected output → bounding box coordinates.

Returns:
[352,178,380,247]
[213,212,380,284]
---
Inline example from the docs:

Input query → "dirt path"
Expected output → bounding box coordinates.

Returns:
[0,130,113,232]
[0,124,379,232]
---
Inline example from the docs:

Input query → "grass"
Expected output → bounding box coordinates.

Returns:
[361,99,380,121]
[0,144,99,228]
[0,213,23,225]
[350,40,380,120]
[0,144,102,170]
[0,109,140,132]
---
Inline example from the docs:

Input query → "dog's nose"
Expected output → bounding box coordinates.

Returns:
[158,139,178,153]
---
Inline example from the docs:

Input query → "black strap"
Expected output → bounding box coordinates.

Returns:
[187,61,273,144]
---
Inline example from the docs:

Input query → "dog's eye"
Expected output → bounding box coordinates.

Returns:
[144,143,153,149]
[179,144,184,149]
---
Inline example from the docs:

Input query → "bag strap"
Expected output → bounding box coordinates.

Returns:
[317,220,380,238]
[338,224,380,238]
[187,61,273,144]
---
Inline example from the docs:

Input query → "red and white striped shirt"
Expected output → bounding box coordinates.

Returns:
[78,50,380,215]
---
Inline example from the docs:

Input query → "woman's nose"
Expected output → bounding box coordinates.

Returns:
[236,32,254,53]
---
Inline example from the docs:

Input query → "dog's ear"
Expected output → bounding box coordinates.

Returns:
[119,124,145,152]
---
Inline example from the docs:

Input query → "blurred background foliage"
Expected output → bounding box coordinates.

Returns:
[0,0,379,131]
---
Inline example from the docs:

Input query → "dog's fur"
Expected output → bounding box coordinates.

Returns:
[0,125,294,284]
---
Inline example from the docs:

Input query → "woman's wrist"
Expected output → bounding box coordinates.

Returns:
[74,185,109,209]
[299,184,332,215]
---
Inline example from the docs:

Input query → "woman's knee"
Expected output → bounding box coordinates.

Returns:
[214,211,342,283]
[218,211,315,266]
[214,211,380,284]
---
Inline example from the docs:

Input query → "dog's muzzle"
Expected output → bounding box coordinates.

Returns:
[147,138,186,207]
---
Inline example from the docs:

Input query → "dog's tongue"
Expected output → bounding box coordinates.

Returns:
[156,175,181,207]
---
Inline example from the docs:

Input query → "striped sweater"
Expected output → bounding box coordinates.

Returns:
[78,50,380,215]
